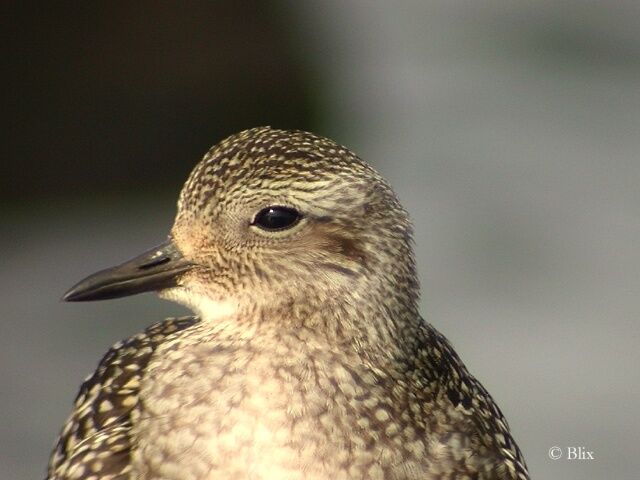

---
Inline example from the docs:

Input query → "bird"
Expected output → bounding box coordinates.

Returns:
[48,127,529,480]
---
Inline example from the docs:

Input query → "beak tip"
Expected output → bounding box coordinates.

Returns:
[62,287,82,302]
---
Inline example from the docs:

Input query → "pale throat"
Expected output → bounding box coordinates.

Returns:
[159,287,238,322]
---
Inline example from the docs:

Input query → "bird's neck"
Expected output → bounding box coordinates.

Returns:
[213,286,425,367]
[165,277,454,381]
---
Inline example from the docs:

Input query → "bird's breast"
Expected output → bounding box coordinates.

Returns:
[128,326,475,480]
[127,327,431,480]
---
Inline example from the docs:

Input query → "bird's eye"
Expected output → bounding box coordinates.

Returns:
[252,206,302,231]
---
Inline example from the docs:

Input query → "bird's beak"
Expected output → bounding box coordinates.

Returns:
[62,239,194,302]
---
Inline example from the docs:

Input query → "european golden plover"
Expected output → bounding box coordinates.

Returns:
[48,127,529,480]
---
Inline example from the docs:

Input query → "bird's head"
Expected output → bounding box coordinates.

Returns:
[64,128,418,334]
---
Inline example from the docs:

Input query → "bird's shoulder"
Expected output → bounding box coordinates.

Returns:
[422,323,530,479]
[47,315,200,479]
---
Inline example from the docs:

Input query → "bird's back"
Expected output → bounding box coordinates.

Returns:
[411,320,530,479]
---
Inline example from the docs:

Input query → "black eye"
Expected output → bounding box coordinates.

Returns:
[252,206,302,231]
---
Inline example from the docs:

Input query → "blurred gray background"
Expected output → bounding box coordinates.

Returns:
[3,1,639,479]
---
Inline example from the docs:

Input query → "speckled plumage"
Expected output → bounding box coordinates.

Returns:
[49,127,529,479]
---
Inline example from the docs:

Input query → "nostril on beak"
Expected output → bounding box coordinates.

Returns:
[139,256,171,270]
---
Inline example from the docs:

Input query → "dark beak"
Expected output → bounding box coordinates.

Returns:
[63,239,194,302]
